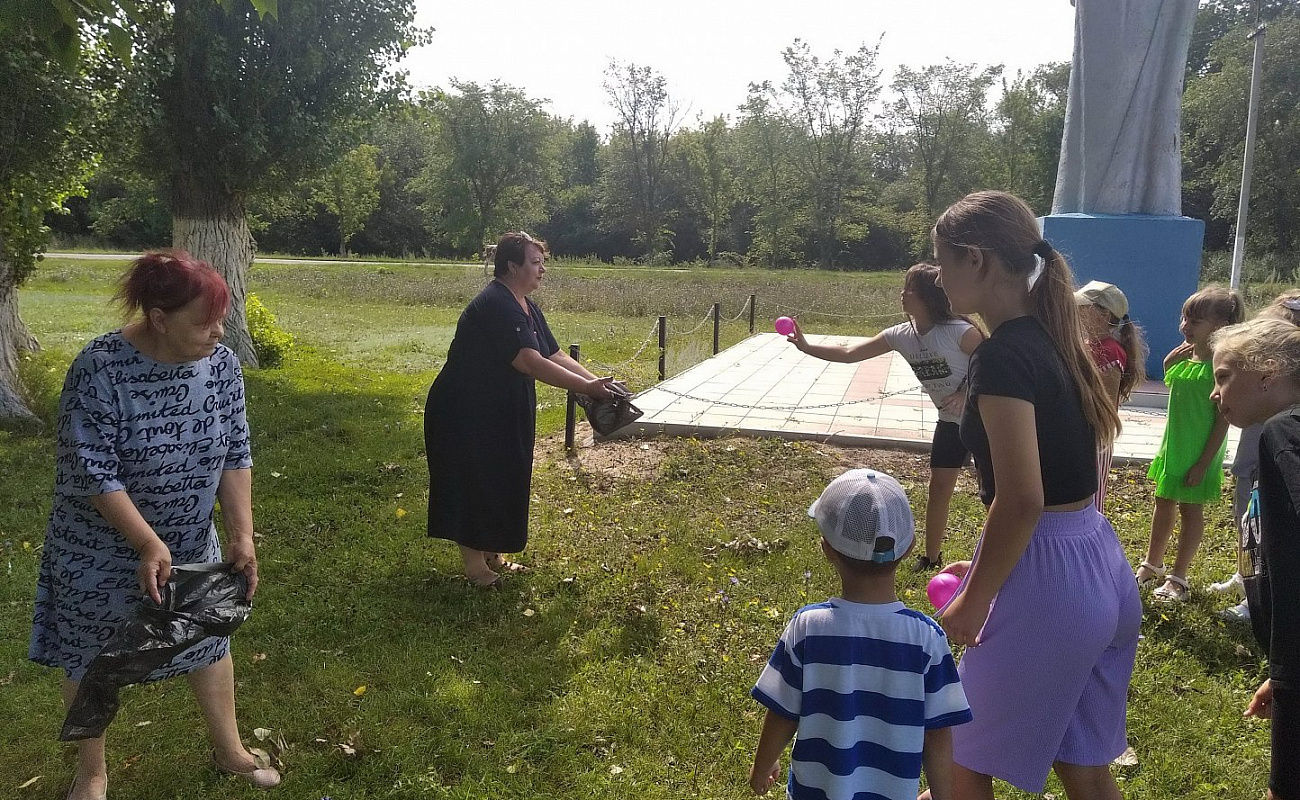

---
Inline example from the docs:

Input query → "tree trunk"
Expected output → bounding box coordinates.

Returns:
[172,182,259,367]
[0,254,42,428]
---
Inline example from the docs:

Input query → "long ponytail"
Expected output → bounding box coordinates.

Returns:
[1027,246,1122,445]
[1114,317,1148,401]
[934,191,1122,446]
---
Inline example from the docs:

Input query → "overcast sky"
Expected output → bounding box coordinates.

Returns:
[406,0,1079,130]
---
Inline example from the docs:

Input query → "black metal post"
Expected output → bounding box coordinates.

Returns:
[748,294,756,334]
[658,315,667,382]
[712,302,721,355]
[564,343,580,450]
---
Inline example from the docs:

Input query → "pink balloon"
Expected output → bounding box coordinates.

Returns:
[926,572,962,610]
[774,316,795,336]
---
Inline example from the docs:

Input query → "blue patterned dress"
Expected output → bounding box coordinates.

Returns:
[29,331,252,681]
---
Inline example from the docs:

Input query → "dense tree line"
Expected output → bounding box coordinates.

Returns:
[41,2,1298,272]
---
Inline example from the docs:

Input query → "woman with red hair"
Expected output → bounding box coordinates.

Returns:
[29,251,279,798]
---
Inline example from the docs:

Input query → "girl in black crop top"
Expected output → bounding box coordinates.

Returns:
[927,192,1137,800]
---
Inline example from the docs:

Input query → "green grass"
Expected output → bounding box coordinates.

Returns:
[0,258,1279,799]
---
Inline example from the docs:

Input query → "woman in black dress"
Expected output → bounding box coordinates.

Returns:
[425,232,615,587]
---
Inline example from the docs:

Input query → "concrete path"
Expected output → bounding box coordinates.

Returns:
[611,333,1239,466]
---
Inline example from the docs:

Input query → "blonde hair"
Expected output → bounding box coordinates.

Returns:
[1211,318,1300,385]
[1258,289,1300,325]
[933,191,1121,445]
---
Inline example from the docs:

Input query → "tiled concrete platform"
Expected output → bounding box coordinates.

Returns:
[611,333,1240,466]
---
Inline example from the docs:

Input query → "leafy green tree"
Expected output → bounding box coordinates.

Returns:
[415,81,558,255]
[677,116,738,264]
[0,29,101,424]
[989,63,1068,214]
[1188,0,1294,78]
[353,106,437,257]
[313,144,381,256]
[1183,13,1300,257]
[888,60,1002,218]
[0,0,138,68]
[123,0,420,364]
[541,122,622,260]
[736,93,799,267]
[760,40,882,269]
[600,61,684,260]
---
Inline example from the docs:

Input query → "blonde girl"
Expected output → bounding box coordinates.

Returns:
[1213,290,1300,622]
[1136,286,1244,602]
[1209,316,1300,800]
[930,191,1137,800]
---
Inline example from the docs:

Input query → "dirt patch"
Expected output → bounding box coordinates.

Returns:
[538,431,979,492]
[538,431,670,481]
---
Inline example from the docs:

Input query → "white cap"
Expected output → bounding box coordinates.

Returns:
[1074,280,1129,321]
[808,469,915,564]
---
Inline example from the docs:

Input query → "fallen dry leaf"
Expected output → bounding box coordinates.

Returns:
[17,776,41,789]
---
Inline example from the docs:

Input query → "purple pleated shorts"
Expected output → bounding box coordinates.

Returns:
[952,506,1141,792]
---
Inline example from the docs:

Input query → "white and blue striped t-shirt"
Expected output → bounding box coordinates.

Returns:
[752,599,972,800]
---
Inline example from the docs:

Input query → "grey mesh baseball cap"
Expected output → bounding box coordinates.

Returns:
[808,469,915,563]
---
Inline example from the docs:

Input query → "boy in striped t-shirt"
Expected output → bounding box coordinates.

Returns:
[749,469,971,800]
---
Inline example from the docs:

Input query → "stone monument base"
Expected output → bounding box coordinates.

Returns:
[1041,213,1205,379]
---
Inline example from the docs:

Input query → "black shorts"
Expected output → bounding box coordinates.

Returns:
[1272,679,1299,799]
[931,420,972,469]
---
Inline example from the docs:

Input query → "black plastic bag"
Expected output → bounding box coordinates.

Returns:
[575,387,643,437]
[60,562,252,741]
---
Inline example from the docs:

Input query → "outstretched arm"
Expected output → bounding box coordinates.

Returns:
[788,318,893,363]
[549,349,600,381]
[513,347,615,399]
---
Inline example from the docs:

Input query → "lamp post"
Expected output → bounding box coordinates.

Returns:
[1229,17,1267,291]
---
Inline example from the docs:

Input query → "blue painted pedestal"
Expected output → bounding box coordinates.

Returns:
[1040,213,1205,378]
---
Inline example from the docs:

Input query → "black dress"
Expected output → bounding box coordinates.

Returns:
[425,281,560,553]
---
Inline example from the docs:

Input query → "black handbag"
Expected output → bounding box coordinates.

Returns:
[575,389,643,437]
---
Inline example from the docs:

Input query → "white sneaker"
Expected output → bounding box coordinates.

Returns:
[1216,600,1251,622]
[1209,572,1244,597]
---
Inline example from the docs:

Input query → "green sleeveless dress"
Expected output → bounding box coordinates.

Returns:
[1147,358,1226,502]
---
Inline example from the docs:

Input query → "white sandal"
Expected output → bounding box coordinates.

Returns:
[1152,574,1190,604]
[1134,561,1166,587]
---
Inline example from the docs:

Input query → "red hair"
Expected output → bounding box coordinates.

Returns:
[113,250,230,324]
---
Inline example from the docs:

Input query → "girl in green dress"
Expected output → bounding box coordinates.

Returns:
[1135,286,1245,602]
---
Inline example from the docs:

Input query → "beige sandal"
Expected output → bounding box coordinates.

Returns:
[1134,560,1166,586]
[1152,574,1191,604]
[213,752,282,790]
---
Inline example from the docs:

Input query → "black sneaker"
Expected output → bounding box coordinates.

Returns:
[912,554,942,572]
